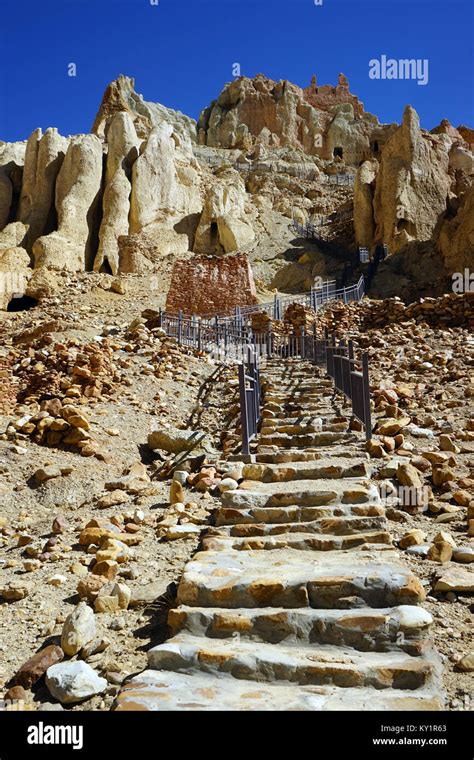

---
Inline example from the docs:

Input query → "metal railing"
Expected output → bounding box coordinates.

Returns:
[324,336,372,441]
[301,333,371,440]
[157,311,372,443]
[290,209,354,244]
[238,345,261,456]
[195,153,355,185]
[246,330,372,442]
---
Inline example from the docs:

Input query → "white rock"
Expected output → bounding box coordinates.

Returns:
[395,605,433,629]
[46,661,107,704]
[405,544,430,557]
[405,424,436,439]
[61,601,96,656]
[164,524,201,540]
[218,478,239,493]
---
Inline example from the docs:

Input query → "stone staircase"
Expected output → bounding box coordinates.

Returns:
[115,359,445,711]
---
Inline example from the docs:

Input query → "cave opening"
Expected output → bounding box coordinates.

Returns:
[7,295,38,312]
[99,258,113,275]
[333,146,343,159]
[210,221,219,249]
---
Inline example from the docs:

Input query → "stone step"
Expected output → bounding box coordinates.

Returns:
[262,381,331,390]
[212,514,387,534]
[147,633,439,691]
[202,529,393,553]
[258,431,357,448]
[221,479,379,509]
[255,447,366,463]
[214,503,386,527]
[176,548,426,609]
[167,604,434,654]
[264,395,334,406]
[260,413,341,425]
[242,459,372,482]
[262,409,349,424]
[114,669,444,711]
[260,421,348,436]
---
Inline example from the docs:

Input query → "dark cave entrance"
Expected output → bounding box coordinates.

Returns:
[371,140,379,154]
[7,295,38,312]
[99,258,113,275]
[333,146,343,159]
[210,221,219,249]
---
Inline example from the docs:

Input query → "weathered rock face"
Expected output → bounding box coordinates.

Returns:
[0,246,31,309]
[33,134,103,271]
[1,72,471,301]
[17,128,69,251]
[356,107,451,253]
[194,168,255,254]
[304,73,365,119]
[457,125,474,148]
[354,159,379,247]
[0,140,26,230]
[129,123,203,256]
[324,104,378,165]
[198,75,324,155]
[92,75,197,144]
[449,144,474,174]
[430,119,465,142]
[94,113,140,274]
[438,183,474,272]
[198,73,382,166]
[0,222,29,251]
[118,230,168,274]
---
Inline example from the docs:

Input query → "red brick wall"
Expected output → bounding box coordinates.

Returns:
[165,253,258,316]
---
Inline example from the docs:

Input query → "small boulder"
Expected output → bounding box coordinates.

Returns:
[61,602,96,656]
[45,661,107,704]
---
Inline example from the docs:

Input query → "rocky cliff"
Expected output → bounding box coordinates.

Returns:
[198,72,384,165]
[0,73,473,310]
[354,106,474,275]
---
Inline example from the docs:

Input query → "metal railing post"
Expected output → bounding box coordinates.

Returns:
[238,363,250,456]
[267,323,273,358]
[362,352,372,441]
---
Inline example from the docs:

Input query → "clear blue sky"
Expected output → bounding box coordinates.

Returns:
[0,0,473,142]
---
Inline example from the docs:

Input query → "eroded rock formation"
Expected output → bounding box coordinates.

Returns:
[198,73,385,165]
[194,168,255,254]
[92,75,196,144]
[33,134,103,271]
[0,73,472,309]
[354,105,474,276]
[438,183,474,272]
[355,107,453,253]
[94,113,140,274]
